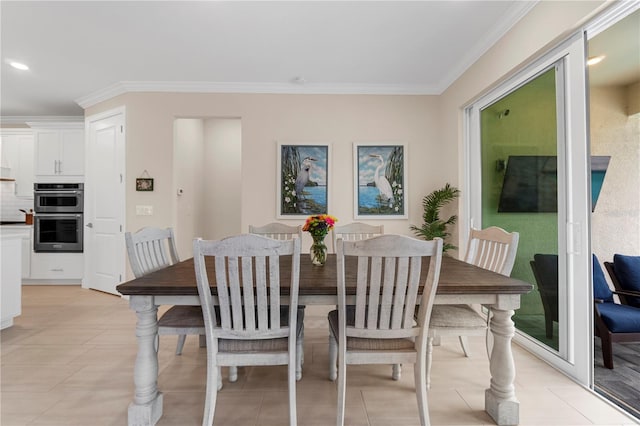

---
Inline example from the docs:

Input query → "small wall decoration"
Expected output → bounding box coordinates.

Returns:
[136,170,154,191]
[354,143,407,219]
[277,142,330,218]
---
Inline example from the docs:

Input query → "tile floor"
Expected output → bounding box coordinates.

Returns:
[1,286,638,426]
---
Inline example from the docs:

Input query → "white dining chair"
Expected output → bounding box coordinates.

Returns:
[125,227,203,355]
[194,234,301,426]
[249,222,305,380]
[330,222,384,253]
[424,226,519,386]
[328,235,443,426]
[249,222,303,241]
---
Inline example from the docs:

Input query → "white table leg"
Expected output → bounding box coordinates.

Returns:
[128,296,163,426]
[485,307,519,425]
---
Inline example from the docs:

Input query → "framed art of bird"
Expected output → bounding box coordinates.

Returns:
[354,143,408,219]
[277,142,331,218]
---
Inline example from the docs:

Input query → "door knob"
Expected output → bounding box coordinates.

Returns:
[86,222,93,228]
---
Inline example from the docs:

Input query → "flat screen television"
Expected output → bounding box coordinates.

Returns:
[497,155,610,213]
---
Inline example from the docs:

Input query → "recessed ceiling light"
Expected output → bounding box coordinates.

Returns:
[9,61,29,71]
[587,55,605,66]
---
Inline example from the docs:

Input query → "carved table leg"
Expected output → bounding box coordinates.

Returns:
[485,308,519,425]
[128,296,163,426]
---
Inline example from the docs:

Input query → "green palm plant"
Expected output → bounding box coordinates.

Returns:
[410,183,460,252]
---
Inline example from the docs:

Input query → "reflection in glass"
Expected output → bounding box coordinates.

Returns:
[480,67,560,351]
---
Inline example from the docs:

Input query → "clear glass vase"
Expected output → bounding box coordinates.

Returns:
[310,234,328,266]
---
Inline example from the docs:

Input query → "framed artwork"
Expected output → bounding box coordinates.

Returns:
[354,143,407,219]
[135,178,154,191]
[277,142,330,218]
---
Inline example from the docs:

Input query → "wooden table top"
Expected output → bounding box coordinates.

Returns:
[117,254,532,297]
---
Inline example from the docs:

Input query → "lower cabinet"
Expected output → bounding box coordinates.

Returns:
[1,236,22,329]
[30,252,84,280]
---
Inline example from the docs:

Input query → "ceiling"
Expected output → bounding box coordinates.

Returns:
[587,8,640,88]
[1,1,637,121]
[1,1,537,119]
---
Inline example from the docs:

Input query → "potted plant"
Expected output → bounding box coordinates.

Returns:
[410,183,460,252]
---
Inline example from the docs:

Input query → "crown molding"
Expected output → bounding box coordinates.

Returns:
[1,116,84,126]
[437,1,538,92]
[75,80,441,109]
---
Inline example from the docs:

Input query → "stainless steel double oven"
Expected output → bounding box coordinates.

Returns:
[33,183,84,252]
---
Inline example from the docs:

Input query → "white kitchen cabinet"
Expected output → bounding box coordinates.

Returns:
[32,123,84,180]
[0,226,32,279]
[0,130,35,197]
[1,235,22,329]
[30,252,84,280]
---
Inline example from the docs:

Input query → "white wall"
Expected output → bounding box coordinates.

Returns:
[203,118,241,240]
[87,93,443,254]
[591,85,640,260]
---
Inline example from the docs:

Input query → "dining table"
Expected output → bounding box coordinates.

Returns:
[117,253,532,426]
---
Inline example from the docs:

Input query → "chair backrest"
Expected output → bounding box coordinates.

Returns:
[336,234,443,340]
[331,222,384,252]
[193,234,301,340]
[125,227,180,278]
[593,254,614,303]
[530,254,559,319]
[605,259,640,308]
[249,222,302,241]
[612,254,640,307]
[464,226,519,276]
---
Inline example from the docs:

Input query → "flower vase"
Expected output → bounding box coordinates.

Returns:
[310,234,328,266]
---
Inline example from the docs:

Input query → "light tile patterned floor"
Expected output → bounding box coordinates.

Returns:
[1,286,638,426]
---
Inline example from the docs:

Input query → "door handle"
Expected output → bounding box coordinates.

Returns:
[86,222,93,228]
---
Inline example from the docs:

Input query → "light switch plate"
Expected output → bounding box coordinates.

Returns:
[136,205,153,216]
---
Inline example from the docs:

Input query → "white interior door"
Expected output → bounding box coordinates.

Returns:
[84,107,125,295]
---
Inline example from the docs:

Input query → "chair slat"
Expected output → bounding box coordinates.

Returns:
[255,256,269,331]
[366,257,383,329]
[242,256,256,332]
[227,257,244,331]
[355,256,369,329]
[391,256,410,329]
[269,254,280,329]
[404,256,421,328]
[379,257,396,330]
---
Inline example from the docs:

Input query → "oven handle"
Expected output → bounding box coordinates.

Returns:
[34,190,81,194]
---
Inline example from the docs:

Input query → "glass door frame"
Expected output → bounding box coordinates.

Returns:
[463,31,592,385]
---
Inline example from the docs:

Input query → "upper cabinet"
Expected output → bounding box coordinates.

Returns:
[0,130,35,197]
[31,122,84,182]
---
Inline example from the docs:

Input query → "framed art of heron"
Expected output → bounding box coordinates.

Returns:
[354,143,408,219]
[277,142,331,218]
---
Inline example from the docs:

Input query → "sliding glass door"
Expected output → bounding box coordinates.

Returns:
[480,67,563,353]
[465,33,591,383]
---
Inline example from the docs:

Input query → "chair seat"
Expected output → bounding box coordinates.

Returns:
[429,304,486,329]
[158,305,205,329]
[328,309,415,351]
[217,306,304,352]
[597,302,640,333]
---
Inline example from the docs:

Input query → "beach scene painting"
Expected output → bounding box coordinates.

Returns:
[278,143,330,218]
[354,143,407,219]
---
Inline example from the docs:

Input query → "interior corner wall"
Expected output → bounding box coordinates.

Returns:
[590,85,640,261]
[203,118,242,240]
